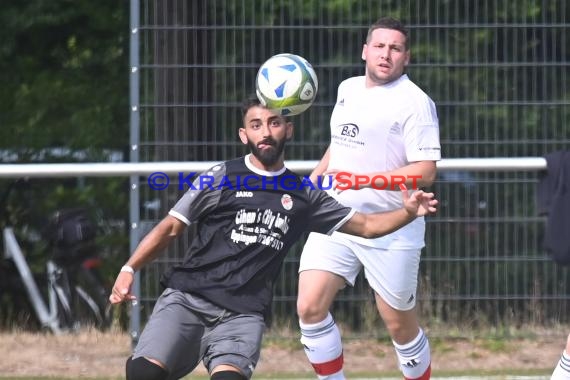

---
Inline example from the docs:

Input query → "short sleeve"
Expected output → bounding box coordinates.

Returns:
[306,188,355,235]
[403,96,441,162]
[169,164,225,225]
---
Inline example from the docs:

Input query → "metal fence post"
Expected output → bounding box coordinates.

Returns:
[129,0,141,349]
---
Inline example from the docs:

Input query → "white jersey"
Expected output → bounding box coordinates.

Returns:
[327,74,441,249]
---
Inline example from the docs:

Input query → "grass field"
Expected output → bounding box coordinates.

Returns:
[0,330,562,380]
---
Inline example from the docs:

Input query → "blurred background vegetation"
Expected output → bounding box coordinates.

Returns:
[0,1,130,329]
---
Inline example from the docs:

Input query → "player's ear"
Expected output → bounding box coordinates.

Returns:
[238,127,248,145]
[361,44,367,61]
[404,50,411,66]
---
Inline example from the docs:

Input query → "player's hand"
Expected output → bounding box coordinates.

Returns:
[400,184,438,217]
[109,271,137,304]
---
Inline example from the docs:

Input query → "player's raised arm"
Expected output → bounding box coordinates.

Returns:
[109,215,186,304]
[339,187,437,239]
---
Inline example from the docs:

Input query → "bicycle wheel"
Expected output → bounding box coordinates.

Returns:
[49,260,110,332]
[75,264,112,330]
[73,284,111,330]
[53,278,76,331]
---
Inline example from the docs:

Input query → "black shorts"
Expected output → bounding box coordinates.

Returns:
[132,288,265,379]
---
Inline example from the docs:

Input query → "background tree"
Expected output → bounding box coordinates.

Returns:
[0,0,130,328]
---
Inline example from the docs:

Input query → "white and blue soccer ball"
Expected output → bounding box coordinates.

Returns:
[255,53,318,116]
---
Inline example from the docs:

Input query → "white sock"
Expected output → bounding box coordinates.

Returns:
[299,312,345,379]
[552,351,570,380]
[393,328,431,379]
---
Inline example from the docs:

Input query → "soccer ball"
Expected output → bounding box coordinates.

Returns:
[255,53,318,116]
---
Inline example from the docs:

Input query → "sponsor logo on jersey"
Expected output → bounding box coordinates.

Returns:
[336,123,359,138]
[337,98,345,106]
[281,194,293,210]
[236,191,253,198]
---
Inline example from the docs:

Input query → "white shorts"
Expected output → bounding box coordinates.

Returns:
[299,232,421,311]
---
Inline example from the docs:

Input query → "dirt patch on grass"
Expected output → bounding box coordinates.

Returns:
[0,329,565,378]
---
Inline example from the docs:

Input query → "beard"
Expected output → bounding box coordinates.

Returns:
[247,137,286,167]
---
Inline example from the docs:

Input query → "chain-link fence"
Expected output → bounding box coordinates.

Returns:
[133,0,570,337]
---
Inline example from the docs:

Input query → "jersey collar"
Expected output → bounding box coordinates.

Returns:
[244,154,287,177]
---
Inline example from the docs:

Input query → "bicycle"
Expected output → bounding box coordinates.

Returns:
[0,178,112,333]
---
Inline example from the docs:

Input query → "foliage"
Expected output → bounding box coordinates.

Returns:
[0,0,129,153]
[0,1,130,329]
[0,1,130,230]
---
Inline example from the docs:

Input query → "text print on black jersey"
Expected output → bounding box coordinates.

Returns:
[231,208,290,249]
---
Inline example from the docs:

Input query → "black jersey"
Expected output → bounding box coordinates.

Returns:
[161,155,354,318]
